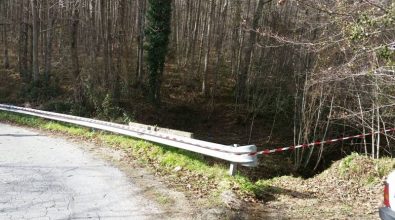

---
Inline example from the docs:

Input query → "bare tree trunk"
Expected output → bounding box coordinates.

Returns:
[71,6,81,104]
[189,0,202,73]
[184,0,196,67]
[202,0,215,95]
[136,0,146,84]
[100,0,110,88]
[106,2,114,93]
[3,24,10,69]
[371,102,375,158]
[90,0,98,58]
[44,0,55,80]
[375,78,380,159]
[30,0,39,81]
[212,0,228,98]
[19,0,29,78]
[196,3,209,78]
[236,0,265,102]
[230,0,241,77]
[106,0,119,104]
[2,0,10,69]
[173,0,180,68]
[115,0,126,101]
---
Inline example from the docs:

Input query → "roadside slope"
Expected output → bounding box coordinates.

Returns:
[3,111,393,219]
[265,154,394,219]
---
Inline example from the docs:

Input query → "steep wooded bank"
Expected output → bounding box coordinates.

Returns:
[0,0,394,170]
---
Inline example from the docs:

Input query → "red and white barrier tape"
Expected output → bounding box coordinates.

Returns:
[250,128,395,156]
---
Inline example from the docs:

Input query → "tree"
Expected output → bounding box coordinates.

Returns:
[18,0,29,79]
[145,0,172,105]
[202,0,215,95]
[136,0,146,84]
[70,3,81,104]
[236,0,266,103]
[44,0,56,80]
[1,0,10,69]
[30,0,39,81]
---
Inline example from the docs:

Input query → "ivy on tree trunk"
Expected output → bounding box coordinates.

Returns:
[145,0,172,105]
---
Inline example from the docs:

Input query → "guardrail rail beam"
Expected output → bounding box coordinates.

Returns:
[0,104,258,174]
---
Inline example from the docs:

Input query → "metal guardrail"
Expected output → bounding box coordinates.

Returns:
[0,104,257,174]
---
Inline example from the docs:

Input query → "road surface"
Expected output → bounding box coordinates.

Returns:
[0,123,168,220]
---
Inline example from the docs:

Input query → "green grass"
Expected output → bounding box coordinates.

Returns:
[338,152,395,185]
[375,157,395,178]
[153,192,172,205]
[0,111,266,200]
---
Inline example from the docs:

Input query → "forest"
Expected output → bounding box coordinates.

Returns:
[0,0,394,173]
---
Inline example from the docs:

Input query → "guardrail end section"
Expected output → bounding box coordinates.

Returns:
[239,145,258,167]
[229,145,258,176]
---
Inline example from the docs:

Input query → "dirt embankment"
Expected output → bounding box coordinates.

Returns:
[261,154,394,219]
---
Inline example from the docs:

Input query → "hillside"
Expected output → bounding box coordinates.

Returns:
[0,0,394,219]
[262,154,394,219]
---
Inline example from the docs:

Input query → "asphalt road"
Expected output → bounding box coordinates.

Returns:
[0,123,164,220]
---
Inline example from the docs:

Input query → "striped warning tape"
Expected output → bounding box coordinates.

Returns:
[250,128,395,156]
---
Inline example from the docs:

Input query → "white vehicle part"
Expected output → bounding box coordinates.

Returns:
[387,170,395,210]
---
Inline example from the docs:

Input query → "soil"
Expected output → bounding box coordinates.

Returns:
[264,160,384,219]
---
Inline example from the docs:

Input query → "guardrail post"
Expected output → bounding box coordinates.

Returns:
[229,144,239,176]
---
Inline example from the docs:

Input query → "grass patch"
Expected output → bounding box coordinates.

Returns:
[0,111,269,201]
[338,152,395,185]
[153,192,172,205]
